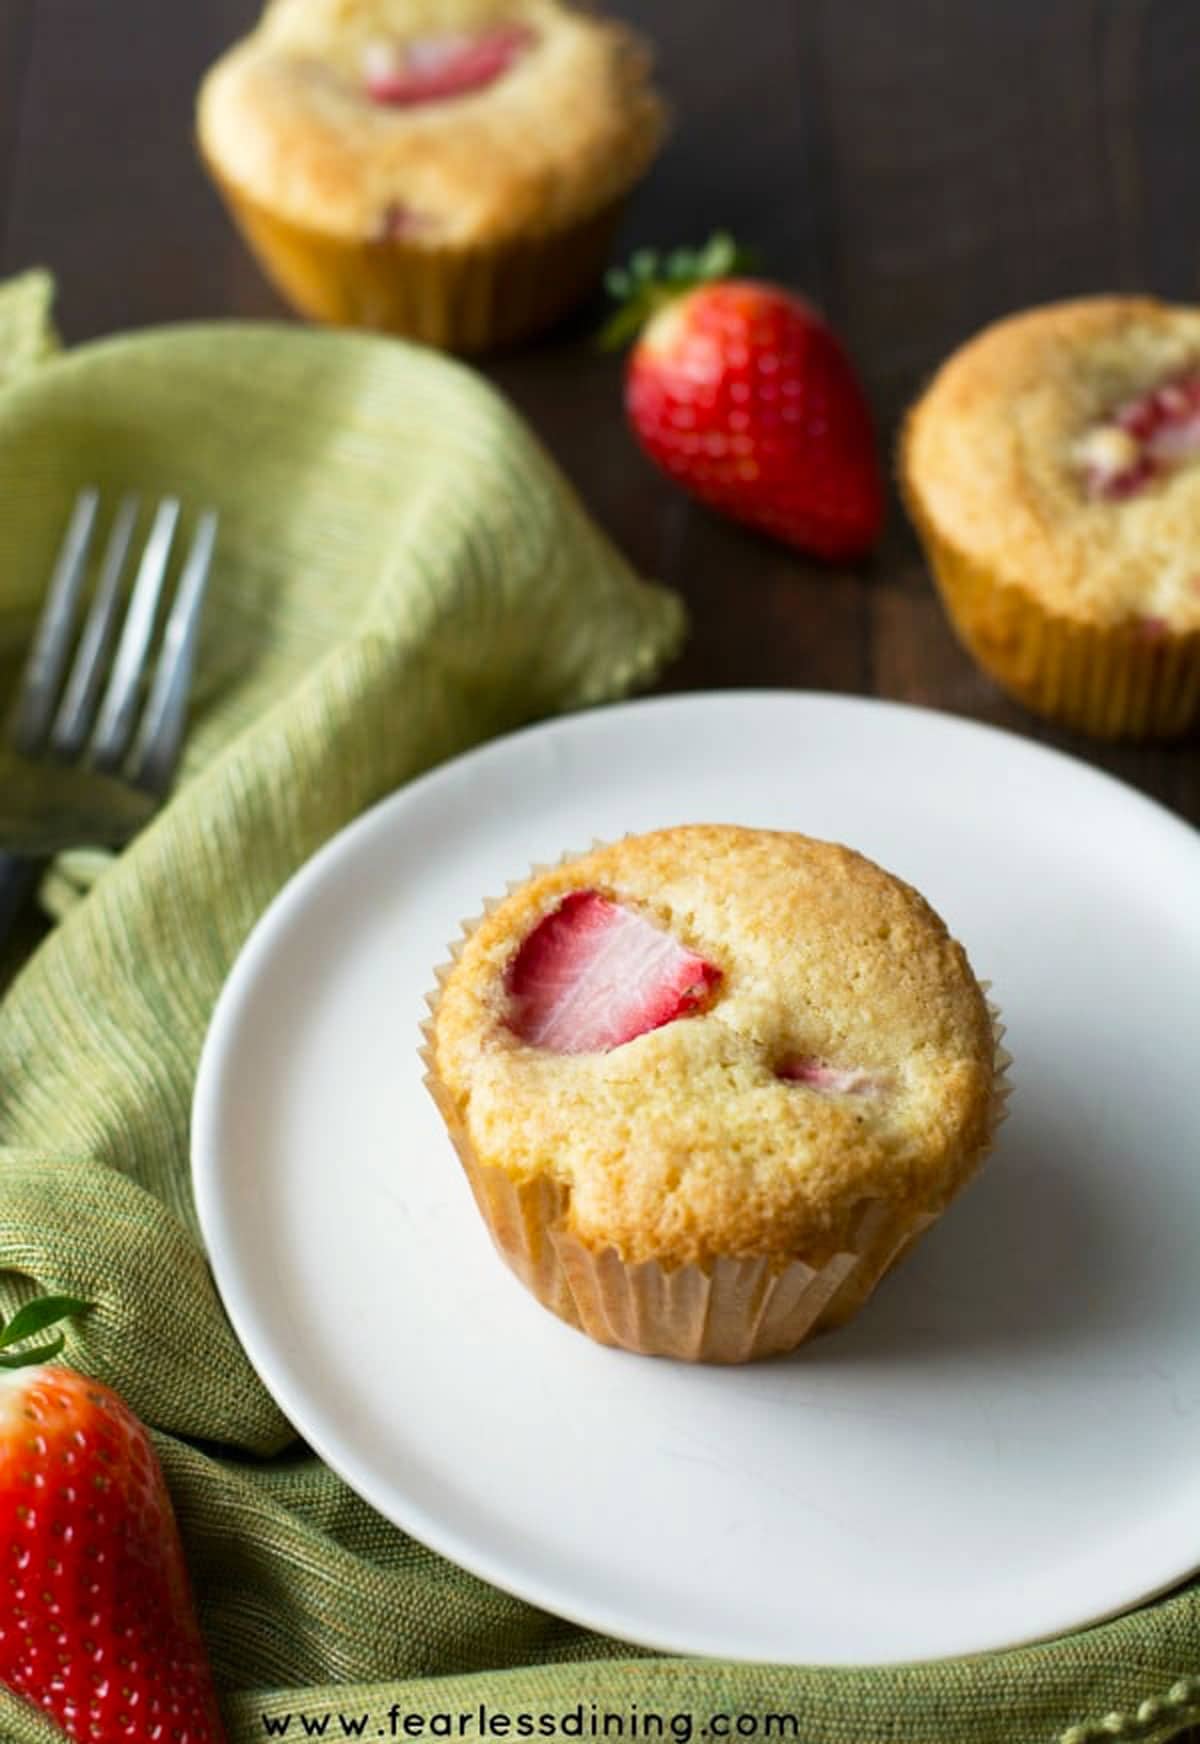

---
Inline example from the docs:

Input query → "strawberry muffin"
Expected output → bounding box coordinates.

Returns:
[196,0,666,350]
[904,296,1200,738]
[424,826,1006,1363]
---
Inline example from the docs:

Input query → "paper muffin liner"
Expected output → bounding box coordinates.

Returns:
[202,155,629,354]
[901,440,1200,740]
[421,848,1013,1364]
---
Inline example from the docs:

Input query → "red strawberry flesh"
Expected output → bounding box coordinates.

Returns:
[506,890,721,1054]
[376,200,430,241]
[0,1365,226,1743]
[365,26,534,106]
[1082,370,1200,499]
[777,1056,886,1094]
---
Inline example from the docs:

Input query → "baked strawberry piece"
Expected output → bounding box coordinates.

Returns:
[1078,372,1200,499]
[775,1056,887,1094]
[506,890,721,1054]
[363,25,535,105]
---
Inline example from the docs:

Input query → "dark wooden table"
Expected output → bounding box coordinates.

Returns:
[2,0,1199,1725]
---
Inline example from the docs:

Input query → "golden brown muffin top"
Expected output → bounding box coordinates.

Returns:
[197,0,665,245]
[430,826,998,1270]
[904,296,1200,631]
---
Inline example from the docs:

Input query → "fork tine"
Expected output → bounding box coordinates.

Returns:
[9,488,99,755]
[127,509,218,794]
[50,493,140,760]
[89,497,180,773]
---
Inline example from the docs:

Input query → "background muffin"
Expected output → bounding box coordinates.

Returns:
[425,825,1006,1363]
[903,296,1200,739]
[196,0,666,351]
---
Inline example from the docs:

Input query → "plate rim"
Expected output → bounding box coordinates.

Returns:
[191,688,1200,1667]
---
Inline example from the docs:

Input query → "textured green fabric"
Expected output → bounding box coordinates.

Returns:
[0,272,1198,1744]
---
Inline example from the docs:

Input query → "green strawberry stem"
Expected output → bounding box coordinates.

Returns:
[0,1293,89,1369]
[599,232,759,350]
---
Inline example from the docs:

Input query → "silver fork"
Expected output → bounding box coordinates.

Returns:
[2,488,218,942]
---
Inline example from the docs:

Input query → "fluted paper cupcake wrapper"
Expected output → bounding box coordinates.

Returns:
[203,154,628,354]
[901,441,1200,740]
[421,846,1012,1364]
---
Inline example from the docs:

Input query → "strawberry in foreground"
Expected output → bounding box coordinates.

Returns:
[605,235,885,561]
[507,890,721,1054]
[0,1296,226,1743]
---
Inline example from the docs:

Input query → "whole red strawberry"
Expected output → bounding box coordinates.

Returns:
[605,236,884,561]
[0,1297,226,1743]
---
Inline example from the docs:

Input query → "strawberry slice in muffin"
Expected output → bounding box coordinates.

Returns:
[1077,372,1200,500]
[425,826,1006,1363]
[362,25,535,104]
[507,890,722,1054]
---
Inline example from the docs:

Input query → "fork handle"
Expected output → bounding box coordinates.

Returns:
[0,853,39,950]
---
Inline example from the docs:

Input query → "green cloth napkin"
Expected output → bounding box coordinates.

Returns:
[0,272,1197,1744]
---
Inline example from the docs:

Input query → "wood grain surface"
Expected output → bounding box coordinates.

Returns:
[2,0,1199,1724]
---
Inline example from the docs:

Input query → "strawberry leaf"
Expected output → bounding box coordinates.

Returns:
[599,232,761,351]
[0,1294,89,1351]
[0,1333,66,1368]
[598,294,668,351]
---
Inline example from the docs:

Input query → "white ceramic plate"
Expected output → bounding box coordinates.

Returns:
[192,691,1200,1666]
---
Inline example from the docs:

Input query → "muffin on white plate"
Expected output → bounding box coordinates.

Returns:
[197,0,666,351]
[424,826,1009,1363]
